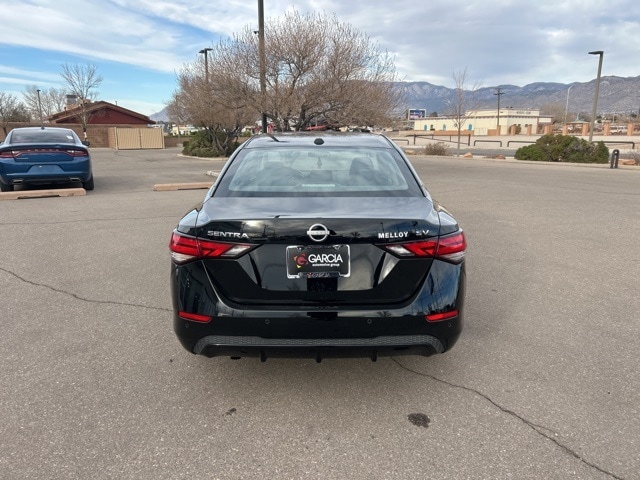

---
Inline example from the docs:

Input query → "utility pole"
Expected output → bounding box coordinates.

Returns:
[494,86,504,135]
[258,0,268,134]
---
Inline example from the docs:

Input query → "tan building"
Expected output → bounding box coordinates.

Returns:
[414,109,553,135]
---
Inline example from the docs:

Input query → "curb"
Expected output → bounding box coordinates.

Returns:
[0,188,86,201]
[409,154,640,170]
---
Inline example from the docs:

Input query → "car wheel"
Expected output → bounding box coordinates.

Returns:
[82,176,94,191]
[0,181,14,192]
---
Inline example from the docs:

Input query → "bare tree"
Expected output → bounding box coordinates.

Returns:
[168,58,255,154]
[170,10,401,136]
[540,102,566,125]
[165,97,189,137]
[261,11,401,130]
[444,68,481,156]
[60,63,103,138]
[22,85,67,122]
[0,92,30,135]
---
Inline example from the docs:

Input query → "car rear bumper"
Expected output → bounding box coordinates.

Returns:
[192,334,447,361]
[171,258,465,360]
[173,286,464,361]
[1,161,92,185]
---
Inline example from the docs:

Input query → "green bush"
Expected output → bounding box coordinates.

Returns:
[514,134,609,163]
[514,144,548,161]
[188,146,218,157]
[182,129,238,157]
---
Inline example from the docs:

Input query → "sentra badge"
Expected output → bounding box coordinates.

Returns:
[207,230,249,239]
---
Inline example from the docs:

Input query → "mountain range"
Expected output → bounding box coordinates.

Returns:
[150,75,640,121]
[397,75,640,117]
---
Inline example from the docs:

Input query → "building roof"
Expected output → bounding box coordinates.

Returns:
[48,100,155,124]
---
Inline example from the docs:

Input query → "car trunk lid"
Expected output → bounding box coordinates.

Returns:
[191,197,440,307]
[1,144,87,162]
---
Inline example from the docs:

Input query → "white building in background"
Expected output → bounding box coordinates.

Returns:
[170,124,203,135]
[413,108,553,135]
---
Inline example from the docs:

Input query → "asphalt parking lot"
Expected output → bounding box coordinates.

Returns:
[1,147,639,480]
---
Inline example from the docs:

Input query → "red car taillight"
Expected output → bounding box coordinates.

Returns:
[65,149,88,157]
[382,230,466,264]
[169,231,254,264]
[434,231,467,263]
[0,148,86,157]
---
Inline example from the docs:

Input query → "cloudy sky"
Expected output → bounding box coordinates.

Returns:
[1,0,639,115]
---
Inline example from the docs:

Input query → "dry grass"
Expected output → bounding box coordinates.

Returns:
[423,142,450,156]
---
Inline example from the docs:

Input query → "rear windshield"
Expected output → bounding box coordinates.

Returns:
[9,130,77,144]
[213,147,424,197]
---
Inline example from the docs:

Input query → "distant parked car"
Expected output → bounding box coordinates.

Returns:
[610,125,627,135]
[0,126,94,192]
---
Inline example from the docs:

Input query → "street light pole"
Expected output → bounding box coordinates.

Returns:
[588,50,604,142]
[198,47,212,84]
[494,86,504,135]
[258,0,268,134]
[564,84,573,125]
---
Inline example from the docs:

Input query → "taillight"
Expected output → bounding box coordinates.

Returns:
[382,230,466,264]
[435,231,466,263]
[0,148,86,157]
[384,240,437,257]
[169,231,254,264]
[65,149,88,157]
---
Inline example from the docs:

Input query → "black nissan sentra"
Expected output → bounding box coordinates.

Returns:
[169,132,466,361]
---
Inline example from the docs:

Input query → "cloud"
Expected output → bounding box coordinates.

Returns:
[5,0,640,85]
[109,0,259,37]
[0,66,61,86]
[1,0,639,114]
[250,0,640,86]
[1,1,191,73]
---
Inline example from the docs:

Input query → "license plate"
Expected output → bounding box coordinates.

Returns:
[286,245,350,279]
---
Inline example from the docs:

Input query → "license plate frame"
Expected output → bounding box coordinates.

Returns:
[286,245,351,279]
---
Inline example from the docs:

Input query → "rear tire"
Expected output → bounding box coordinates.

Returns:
[0,181,14,192]
[82,176,94,191]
